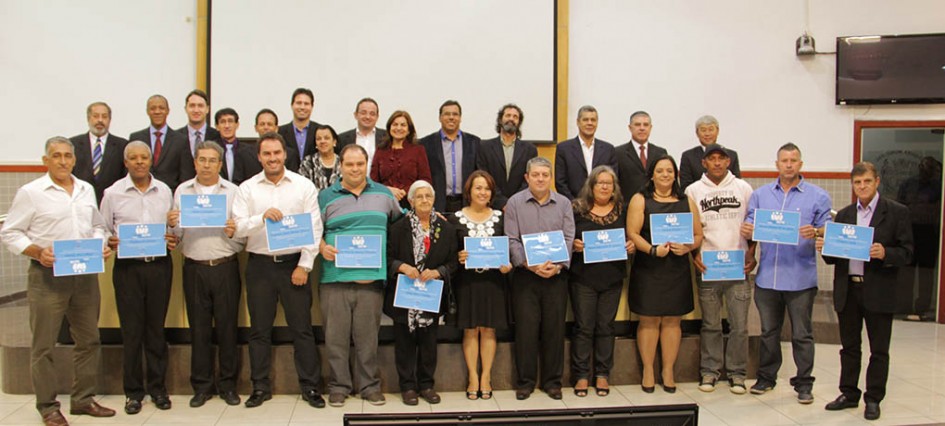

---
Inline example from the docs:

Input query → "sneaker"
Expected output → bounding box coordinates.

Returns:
[328,393,346,407]
[363,392,386,406]
[729,377,747,395]
[698,375,717,392]
[750,381,774,395]
[797,390,814,404]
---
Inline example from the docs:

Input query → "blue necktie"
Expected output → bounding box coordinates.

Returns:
[92,137,103,180]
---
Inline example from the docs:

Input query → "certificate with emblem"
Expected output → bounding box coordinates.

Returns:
[179,194,227,228]
[582,229,628,264]
[752,209,801,245]
[649,213,694,245]
[53,238,105,277]
[702,250,746,281]
[335,234,383,268]
[464,236,510,269]
[822,222,874,262]
[393,274,444,313]
[117,223,167,259]
[522,230,569,267]
[265,213,315,252]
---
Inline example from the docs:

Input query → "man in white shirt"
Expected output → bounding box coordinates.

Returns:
[1,136,115,426]
[553,105,617,200]
[232,132,325,409]
[100,141,175,415]
[167,141,246,407]
[336,97,388,174]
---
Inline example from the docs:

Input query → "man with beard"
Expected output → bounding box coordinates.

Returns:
[277,88,320,172]
[178,90,221,154]
[420,100,482,214]
[554,105,617,201]
[129,94,196,193]
[336,97,388,174]
[71,101,129,203]
[476,103,537,209]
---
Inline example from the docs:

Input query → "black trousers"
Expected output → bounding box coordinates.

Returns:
[393,322,438,392]
[113,257,172,400]
[183,258,241,394]
[838,283,893,403]
[245,254,320,393]
[569,278,622,380]
[513,268,568,391]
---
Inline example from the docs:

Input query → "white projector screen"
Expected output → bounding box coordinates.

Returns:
[210,0,555,142]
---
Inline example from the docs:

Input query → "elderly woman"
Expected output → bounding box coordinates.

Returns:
[449,170,512,400]
[370,110,433,209]
[569,166,634,397]
[627,155,703,393]
[299,124,342,190]
[384,180,458,406]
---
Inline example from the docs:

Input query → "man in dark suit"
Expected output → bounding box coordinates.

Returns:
[336,97,388,174]
[817,161,913,421]
[230,109,280,183]
[178,89,221,155]
[554,105,617,200]
[476,103,538,209]
[678,115,741,191]
[419,100,481,213]
[213,107,255,185]
[71,101,128,204]
[615,111,667,202]
[277,88,319,172]
[129,94,195,193]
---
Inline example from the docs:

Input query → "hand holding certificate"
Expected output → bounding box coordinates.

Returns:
[582,229,628,264]
[117,223,167,259]
[821,222,874,261]
[335,235,383,268]
[265,213,315,251]
[649,213,694,245]
[180,194,227,228]
[464,236,510,269]
[53,238,105,277]
[752,209,801,245]
[522,230,569,267]
[702,250,746,281]
[393,273,444,313]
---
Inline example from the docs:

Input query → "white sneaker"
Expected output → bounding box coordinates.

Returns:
[729,377,746,395]
[699,375,717,392]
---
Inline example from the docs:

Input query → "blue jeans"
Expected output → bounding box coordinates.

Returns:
[698,279,751,379]
[754,286,817,392]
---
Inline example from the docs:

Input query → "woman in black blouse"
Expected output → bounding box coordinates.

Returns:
[298,124,341,190]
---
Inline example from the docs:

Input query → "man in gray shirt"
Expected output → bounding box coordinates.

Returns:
[505,156,575,401]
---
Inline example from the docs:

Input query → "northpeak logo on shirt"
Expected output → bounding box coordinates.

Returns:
[699,194,742,213]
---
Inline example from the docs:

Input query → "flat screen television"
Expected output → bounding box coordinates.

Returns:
[836,33,945,105]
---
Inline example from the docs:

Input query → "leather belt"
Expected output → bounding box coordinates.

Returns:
[849,275,864,283]
[249,252,301,263]
[120,256,159,263]
[185,254,237,267]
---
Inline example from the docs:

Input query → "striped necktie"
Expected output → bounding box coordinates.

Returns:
[92,137,103,180]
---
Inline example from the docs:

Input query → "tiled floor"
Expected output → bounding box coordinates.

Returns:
[2,320,945,425]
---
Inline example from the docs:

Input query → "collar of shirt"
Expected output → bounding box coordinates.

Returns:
[40,173,79,193]
[335,178,376,195]
[857,192,880,214]
[150,124,169,136]
[188,123,208,139]
[773,177,808,194]
[223,138,238,148]
[357,127,376,138]
[440,129,463,143]
[525,191,558,206]
[632,140,648,153]
[119,175,162,195]
[294,123,310,134]
[253,170,295,187]
[88,133,108,146]
[579,136,595,149]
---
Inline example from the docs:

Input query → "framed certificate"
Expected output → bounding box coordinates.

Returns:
[522,230,569,267]
[582,228,628,264]
[180,194,227,228]
[752,209,801,245]
[464,236,510,270]
[702,250,746,281]
[52,238,105,277]
[649,213,694,245]
[265,213,315,252]
[117,223,167,259]
[335,234,383,268]
[392,274,444,313]
[822,222,874,262]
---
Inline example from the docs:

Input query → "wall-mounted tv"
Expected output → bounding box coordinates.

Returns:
[836,33,945,105]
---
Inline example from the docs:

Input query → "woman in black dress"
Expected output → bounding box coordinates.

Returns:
[569,166,635,397]
[449,170,512,400]
[627,155,703,393]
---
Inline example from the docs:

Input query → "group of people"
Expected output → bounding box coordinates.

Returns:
[0,87,915,426]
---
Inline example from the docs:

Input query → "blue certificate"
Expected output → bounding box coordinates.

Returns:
[52,238,105,277]
[522,230,569,267]
[822,222,874,262]
[335,234,383,268]
[582,229,628,264]
[752,209,801,245]
[117,223,167,259]
[180,194,227,228]
[265,213,315,252]
[392,274,444,313]
[649,213,694,245]
[702,250,746,281]
[464,236,510,270]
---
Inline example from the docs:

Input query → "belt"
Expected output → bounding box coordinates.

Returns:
[849,275,864,283]
[185,254,237,267]
[119,256,161,263]
[249,252,301,263]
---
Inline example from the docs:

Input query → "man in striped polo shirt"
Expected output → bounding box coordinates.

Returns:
[318,144,403,407]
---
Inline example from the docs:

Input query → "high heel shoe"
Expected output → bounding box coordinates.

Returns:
[641,385,655,393]
[595,378,610,397]
[661,384,676,393]
[466,390,479,400]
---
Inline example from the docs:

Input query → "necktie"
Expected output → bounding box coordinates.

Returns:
[225,144,235,179]
[450,140,457,195]
[194,130,202,153]
[639,144,647,168]
[92,137,103,179]
[153,131,163,163]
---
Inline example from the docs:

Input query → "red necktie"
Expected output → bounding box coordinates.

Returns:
[153,131,163,163]
[639,144,647,168]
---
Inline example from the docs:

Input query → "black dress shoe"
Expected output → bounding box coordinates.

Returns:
[825,394,859,411]
[864,401,881,420]
[189,393,213,407]
[124,398,143,415]
[219,390,240,406]
[152,394,172,410]
[302,389,326,408]
[546,388,563,400]
[244,390,272,408]
[515,388,532,400]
